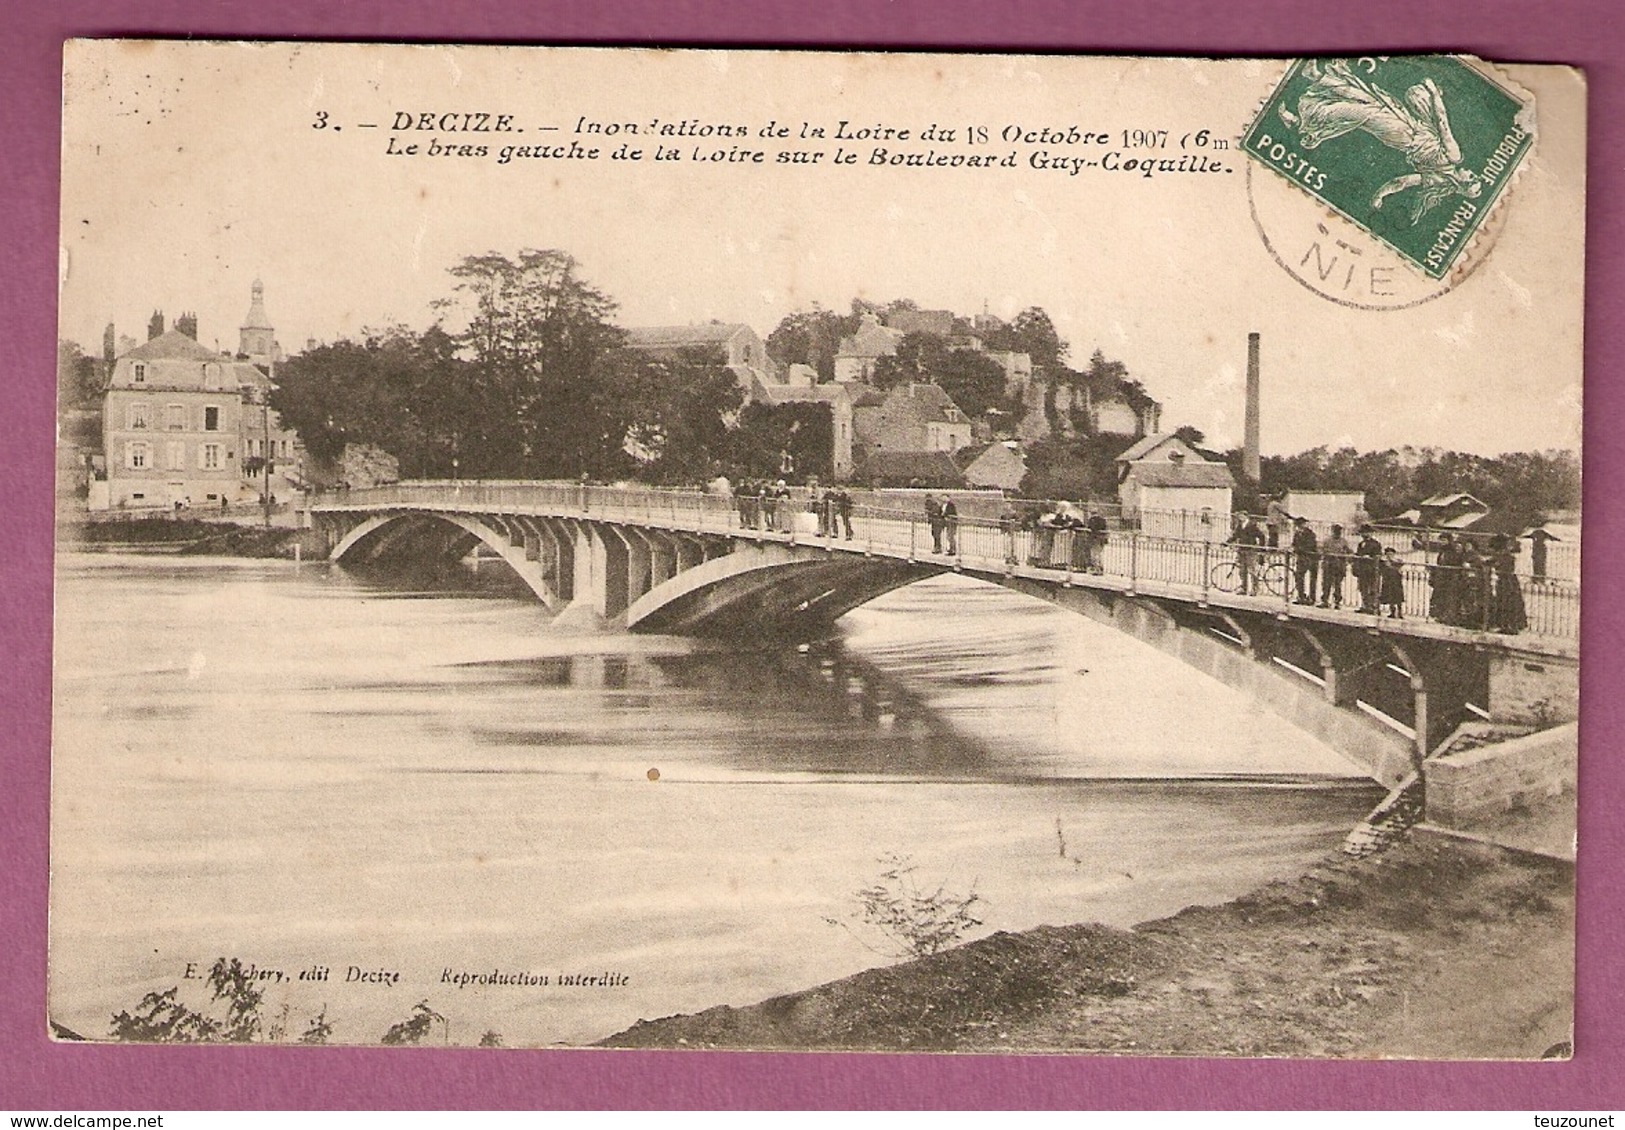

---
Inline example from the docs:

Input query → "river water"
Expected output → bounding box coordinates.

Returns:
[49,552,1378,1047]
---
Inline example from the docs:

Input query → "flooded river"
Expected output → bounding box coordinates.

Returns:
[49,552,1377,1047]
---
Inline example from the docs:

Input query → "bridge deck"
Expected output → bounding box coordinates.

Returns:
[312,481,1578,660]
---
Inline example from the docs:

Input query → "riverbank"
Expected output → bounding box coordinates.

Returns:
[62,515,304,557]
[601,831,1573,1058]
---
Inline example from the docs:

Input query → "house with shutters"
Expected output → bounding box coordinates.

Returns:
[97,283,299,510]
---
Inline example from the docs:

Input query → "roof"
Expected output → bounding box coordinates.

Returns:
[884,309,955,336]
[1115,432,1189,463]
[625,323,753,349]
[1126,460,1235,489]
[837,320,904,359]
[887,382,966,423]
[952,441,1024,471]
[1419,492,1489,509]
[761,383,852,408]
[861,450,965,484]
[122,330,224,363]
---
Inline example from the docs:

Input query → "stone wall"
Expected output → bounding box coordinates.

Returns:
[1488,652,1580,727]
[1423,722,1578,829]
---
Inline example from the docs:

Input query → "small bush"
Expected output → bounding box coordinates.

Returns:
[826,853,984,959]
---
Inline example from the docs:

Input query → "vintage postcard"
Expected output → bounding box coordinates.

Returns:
[52,42,1582,1056]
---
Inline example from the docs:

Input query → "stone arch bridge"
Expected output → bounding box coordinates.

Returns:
[311,481,1579,789]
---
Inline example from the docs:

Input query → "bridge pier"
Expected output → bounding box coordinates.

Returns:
[1486,650,1579,728]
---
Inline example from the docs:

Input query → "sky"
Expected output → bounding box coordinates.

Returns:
[57,42,1586,456]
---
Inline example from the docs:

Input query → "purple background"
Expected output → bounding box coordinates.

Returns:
[3,1,1618,1111]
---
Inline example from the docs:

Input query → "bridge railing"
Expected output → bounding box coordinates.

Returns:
[316,482,1578,642]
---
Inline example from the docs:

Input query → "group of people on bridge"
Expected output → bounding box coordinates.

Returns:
[1229,512,1528,633]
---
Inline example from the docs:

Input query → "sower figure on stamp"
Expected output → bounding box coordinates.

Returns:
[1277,58,1485,224]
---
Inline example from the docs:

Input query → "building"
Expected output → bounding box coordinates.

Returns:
[833,314,905,383]
[757,382,857,479]
[1415,492,1492,530]
[1115,435,1234,534]
[853,382,975,473]
[237,278,283,365]
[1284,490,1368,530]
[883,308,956,337]
[985,350,1033,398]
[96,285,300,510]
[954,440,1026,492]
[860,450,965,488]
[624,323,771,384]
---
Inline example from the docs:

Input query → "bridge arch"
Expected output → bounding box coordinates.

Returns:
[328,510,565,609]
[627,541,938,637]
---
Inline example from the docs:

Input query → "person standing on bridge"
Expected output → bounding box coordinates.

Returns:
[1426,531,1465,625]
[1291,517,1319,605]
[1229,514,1266,595]
[1354,525,1383,613]
[1265,494,1293,548]
[835,487,854,540]
[1379,547,1407,618]
[924,494,946,554]
[1488,534,1528,634]
[1318,524,1352,608]
[1084,507,1109,574]
[942,497,960,556]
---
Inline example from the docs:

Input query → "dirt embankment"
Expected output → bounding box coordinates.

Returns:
[65,517,303,558]
[601,833,1573,1059]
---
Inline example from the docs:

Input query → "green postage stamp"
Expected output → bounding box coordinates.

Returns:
[1243,56,1534,280]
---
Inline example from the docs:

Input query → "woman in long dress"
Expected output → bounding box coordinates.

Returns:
[1489,534,1529,634]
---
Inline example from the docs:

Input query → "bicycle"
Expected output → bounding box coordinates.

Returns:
[1209,554,1289,598]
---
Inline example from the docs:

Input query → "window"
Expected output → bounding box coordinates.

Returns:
[200,443,222,470]
[132,363,147,384]
[279,439,289,458]
[203,405,220,431]
[126,442,150,470]
[166,442,185,471]
[165,404,186,431]
[127,403,149,430]
[203,362,221,388]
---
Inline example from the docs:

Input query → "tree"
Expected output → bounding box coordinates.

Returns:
[730,400,835,481]
[871,332,950,390]
[984,307,1068,372]
[432,249,627,477]
[57,339,105,412]
[617,346,745,483]
[766,308,854,383]
[934,349,1009,420]
[380,1000,446,1046]
[271,327,467,478]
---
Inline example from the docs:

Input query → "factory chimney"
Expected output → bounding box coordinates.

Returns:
[1243,332,1261,484]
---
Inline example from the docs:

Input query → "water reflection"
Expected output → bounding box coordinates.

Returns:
[50,552,1382,1047]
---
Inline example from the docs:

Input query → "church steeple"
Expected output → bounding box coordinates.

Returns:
[239,278,276,362]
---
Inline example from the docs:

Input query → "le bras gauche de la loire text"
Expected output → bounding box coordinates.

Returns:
[314,110,1235,178]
